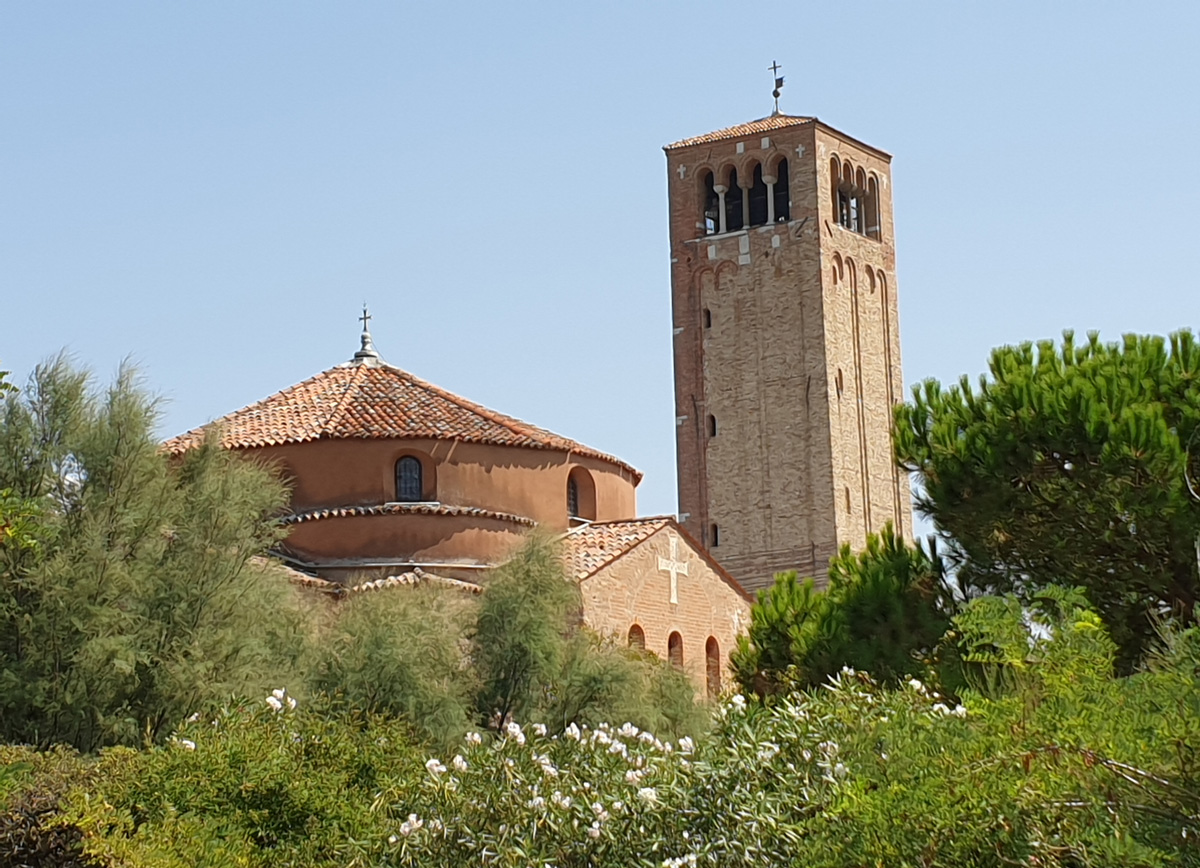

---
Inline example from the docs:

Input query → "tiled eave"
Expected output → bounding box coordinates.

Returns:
[281,501,538,528]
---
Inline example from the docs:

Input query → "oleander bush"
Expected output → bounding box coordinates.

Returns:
[27,589,1197,867]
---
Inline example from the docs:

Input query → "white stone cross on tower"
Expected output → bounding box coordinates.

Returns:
[658,534,688,605]
[677,164,687,179]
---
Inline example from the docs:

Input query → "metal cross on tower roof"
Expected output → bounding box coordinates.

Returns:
[769,61,784,115]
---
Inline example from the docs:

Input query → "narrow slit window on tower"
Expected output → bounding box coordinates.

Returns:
[845,486,852,513]
[725,169,744,232]
[708,414,717,437]
[748,163,769,226]
[396,456,423,502]
[703,308,712,329]
[702,171,719,235]
[710,523,720,547]
[774,158,790,221]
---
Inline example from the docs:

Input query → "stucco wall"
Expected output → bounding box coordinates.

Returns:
[241,437,638,532]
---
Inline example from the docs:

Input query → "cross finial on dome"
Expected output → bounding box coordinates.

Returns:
[352,304,382,366]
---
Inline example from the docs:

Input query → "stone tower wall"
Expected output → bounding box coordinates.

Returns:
[666,118,911,595]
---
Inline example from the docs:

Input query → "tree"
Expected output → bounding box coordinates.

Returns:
[470,533,703,739]
[305,584,477,749]
[732,523,954,696]
[0,357,308,751]
[895,330,1200,670]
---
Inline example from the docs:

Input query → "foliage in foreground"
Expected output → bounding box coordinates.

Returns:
[732,522,956,696]
[0,358,307,752]
[895,329,1200,670]
[308,534,707,749]
[1,591,1187,867]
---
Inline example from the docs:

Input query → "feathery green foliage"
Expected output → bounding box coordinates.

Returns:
[27,592,1198,867]
[0,357,309,751]
[306,585,477,749]
[732,522,955,696]
[895,330,1200,670]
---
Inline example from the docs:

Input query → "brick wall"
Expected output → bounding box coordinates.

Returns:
[665,118,912,596]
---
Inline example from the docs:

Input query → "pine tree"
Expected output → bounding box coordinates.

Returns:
[894,330,1200,670]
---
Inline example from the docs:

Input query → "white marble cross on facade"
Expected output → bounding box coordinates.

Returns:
[677,164,687,179]
[658,534,688,605]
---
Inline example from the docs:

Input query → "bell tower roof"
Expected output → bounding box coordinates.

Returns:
[664,114,816,151]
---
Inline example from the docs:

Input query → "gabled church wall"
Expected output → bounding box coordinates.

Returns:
[579,528,750,695]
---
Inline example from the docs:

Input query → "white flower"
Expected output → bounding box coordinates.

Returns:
[465,731,482,746]
[637,787,658,803]
[638,731,656,744]
[587,821,601,839]
[611,799,624,812]
[618,722,639,738]
[388,834,398,844]
[551,791,571,809]
[593,730,611,746]
[833,762,847,777]
[527,795,546,809]
[452,754,468,772]
[272,688,286,700]
[730,694,747,711]
[179,738,196,751]
[591,801,605,815]
[532,722,547,737]
[564,723,581,741]
[626,769,644,783]
[608,740,628,757]
[399,813,423,836]
[952,704,967,718]
[801,749,812,762]
[757,743,779,762]
[931,702,950,716]
[908,678,926,694]
[425,758,447,775]
[186,712,200,723]
[265,695,283,712]
[286,695,297,710]
[504,721,526,745]
[678,736,694,754]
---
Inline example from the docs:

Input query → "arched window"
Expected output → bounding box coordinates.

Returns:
[708,414,717,437]
[396,456,423,502]
[866,175,880,238]
[725,169,744,232]
[705,637,721,697]
[710,523,720,547]
[628,624,646,650]
[773,158,790,222]
[668,631,684,668]
[567,476,580,518]
[748,163,769,226]
[567,466,596,521]
[701,171,719,235]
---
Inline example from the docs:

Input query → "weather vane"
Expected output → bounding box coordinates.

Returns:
[769,61,784,115]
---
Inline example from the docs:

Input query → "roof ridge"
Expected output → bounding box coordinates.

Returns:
[379,362,566,445]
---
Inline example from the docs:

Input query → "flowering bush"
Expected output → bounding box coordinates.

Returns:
[47,595,1200,867]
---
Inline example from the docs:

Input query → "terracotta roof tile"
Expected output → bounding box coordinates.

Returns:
[665,114,816,150]
[352,568,483,596]
[562,516,754,601]
[164,361,641,481]
[562,517,674,581]
[282,502,537,528]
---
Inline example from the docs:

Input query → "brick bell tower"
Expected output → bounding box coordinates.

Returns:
[664,110,913,595]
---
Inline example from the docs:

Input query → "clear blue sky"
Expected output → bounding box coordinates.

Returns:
[4,2,1198,521]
